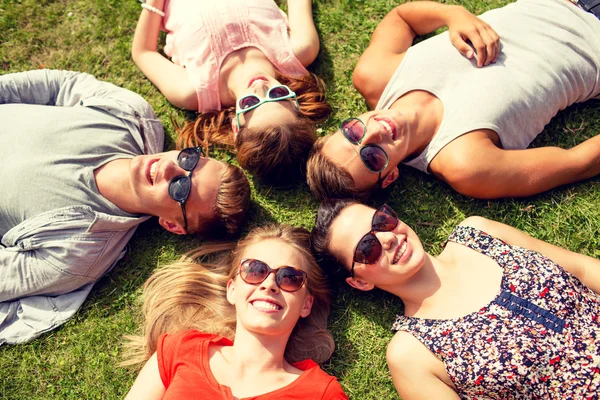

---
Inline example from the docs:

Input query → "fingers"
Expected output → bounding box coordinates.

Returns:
[449,32,475,60]
[460,26,500,67]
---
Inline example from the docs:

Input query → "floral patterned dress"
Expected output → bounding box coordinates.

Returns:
[392,226,600,399]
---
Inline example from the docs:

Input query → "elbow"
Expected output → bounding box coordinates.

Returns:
[439,160,502,200]
[352,61,378,108]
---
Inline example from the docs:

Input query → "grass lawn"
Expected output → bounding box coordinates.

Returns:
[2,0,600,398]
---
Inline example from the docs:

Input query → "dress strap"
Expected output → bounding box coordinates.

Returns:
[444,225,515,270]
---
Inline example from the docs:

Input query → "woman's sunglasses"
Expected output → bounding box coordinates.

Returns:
[235,85,300,129]
[351,204,399,276]
[239,258,308,292]
[167,146,203,232]
[340,118,389,174]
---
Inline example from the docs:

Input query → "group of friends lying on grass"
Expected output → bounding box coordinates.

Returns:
[2,0,600,398]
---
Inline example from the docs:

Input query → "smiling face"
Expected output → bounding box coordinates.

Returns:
[233,76,299,134]
[328,204,426,291]
[226,239,314,337]
[128,150,224,234]
[322,109,412,192]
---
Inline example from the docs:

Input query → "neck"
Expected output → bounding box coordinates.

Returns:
[225,325,291,375]
[94,159,144,214]
[389,92,443,160]
[381,253,447,316]
[220,48,278,104]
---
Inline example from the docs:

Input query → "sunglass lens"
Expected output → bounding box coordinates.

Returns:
[240,259,269,283]
[239,95,260,110]
[178,147,200,171]
[360,145,388,172]
[341,119,365,143]
[275,267,306,292]
[354,233,382,265]
[372,205,398,231]
[168,175,191,202]
[268,86,291,99]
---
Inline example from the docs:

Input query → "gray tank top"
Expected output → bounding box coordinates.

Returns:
[376,0,600,173]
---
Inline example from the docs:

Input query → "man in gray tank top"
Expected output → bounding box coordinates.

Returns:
[307,0,600,201]
[0,70,250,344]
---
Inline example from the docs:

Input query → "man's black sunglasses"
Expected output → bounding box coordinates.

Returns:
[167,147,203,232]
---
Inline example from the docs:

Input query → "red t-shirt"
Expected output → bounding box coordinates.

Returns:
[157,330,348,399]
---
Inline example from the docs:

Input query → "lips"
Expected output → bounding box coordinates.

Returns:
[392,240,409,264]
[146,159,159,185]
[375,117,398,140]
[248,76,268,88]
[250,298,283,312]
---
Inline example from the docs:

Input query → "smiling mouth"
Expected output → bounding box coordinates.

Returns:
[251,300,282,312]
[248,76,268,88]
[392,241,408,264]
[375,118,397,140]
[147,160,159,185]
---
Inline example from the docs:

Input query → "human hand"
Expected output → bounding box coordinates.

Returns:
[446,7,500,67]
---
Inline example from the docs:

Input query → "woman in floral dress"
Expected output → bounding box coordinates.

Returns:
[311,199,600,399]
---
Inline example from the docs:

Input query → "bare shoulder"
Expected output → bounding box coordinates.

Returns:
[387,331,437,371]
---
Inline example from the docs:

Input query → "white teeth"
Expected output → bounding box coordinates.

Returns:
[149,161,158,184]
[252,300,281,311]
[379,119,393,136]
[393,241,408,264]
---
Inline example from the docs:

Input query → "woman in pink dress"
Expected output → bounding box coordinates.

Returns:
[132,0,330,185]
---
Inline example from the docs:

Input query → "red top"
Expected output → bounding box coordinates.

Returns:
[157,330,348,400]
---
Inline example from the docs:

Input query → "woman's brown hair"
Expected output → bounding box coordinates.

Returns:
[176,72,331,185]
[122,224,335,366]
[306,135,371,201]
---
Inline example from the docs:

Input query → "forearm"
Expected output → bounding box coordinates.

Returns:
[132,0,165,63]
[395,1,465,36]
[0,69,78,105]
[287,0,320,66]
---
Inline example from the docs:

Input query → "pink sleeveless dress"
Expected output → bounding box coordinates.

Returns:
[161,0,308,112]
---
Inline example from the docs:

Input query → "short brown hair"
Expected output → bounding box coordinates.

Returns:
[192,163,251,237]
[306,135,371,201]
[175,72,331,185]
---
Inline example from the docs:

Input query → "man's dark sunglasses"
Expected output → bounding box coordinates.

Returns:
[167,146,203,233]
[350,204,399,276]
[239,258,308,292]
[340,118,389,177]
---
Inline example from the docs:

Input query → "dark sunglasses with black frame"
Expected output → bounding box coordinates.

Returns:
[239,258,308,292]
[350,204,399,277]
[167,146,203,233]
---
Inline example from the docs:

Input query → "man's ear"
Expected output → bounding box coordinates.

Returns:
[381,167,399,189]
[226,279,236,306]
[300,294,314,318]
[158,217,186,235]
[345,276,375,292]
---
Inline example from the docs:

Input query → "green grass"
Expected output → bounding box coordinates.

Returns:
[2,0,600,398]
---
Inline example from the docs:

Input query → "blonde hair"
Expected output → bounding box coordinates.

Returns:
[307,135,371,201]
[123,224,335,366]
[175,72,331,185]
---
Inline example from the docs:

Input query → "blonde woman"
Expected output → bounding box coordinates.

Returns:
[124,225,347,399]
[133,0,331,184]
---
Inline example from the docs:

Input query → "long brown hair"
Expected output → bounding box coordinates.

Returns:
[123,224,335,366]
[306,135,371,201]
[176,72,331,185]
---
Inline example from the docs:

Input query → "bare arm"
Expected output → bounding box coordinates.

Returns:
[287,0,320,67]
[125,353,166,400]
[430,131,600,199]
[131,0,198,110]
[461,216,600,295]
[387,332,460,400]
[354,2,499,108]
